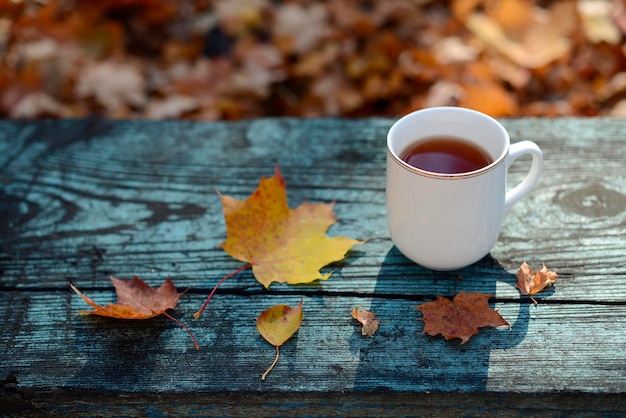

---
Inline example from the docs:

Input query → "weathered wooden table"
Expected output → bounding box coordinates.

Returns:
[1,117,625,416]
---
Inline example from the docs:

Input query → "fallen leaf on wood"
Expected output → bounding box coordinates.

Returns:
[351,306,380,337]
[516,262,558,303]
[256,300,303,380]
[194,166,362,319]
[415,291,510,344]
[70,276,198,350]
[220,165,363,289]
[71,276,181,319]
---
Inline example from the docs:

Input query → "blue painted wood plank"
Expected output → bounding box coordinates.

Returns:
[1,292,624,394]
[0,118,624,300]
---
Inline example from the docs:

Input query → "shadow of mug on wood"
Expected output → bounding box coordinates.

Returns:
[351,248,530,392]
[386,107,543,271]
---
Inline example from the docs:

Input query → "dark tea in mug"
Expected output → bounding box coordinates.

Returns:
[400,137,493,174]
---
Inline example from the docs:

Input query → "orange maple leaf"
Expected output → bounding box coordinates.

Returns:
[351,306,380,337]
[415,291,510,344]
[516,262,558,303]
[219,166,363,289]
[71,276,182,319]
[70,276,198,349]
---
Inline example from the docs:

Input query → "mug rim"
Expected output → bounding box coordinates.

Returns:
[387,107,509,179]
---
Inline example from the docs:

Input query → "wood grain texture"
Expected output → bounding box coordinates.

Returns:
[1,118,625,413]
[1,292,624,392]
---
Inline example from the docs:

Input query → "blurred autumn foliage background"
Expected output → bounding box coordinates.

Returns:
[2,0,626,120]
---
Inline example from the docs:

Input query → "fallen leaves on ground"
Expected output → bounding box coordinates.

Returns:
[256,300,303,380]
[415,291,510,344]
[220,165,362,289]
[516,262,559,303]
[2,0,626,119]
[351,306,380,337]
[71,276,198,349]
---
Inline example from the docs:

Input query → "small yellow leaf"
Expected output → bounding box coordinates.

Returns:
[256,301,303,380]
[256,300,303,347]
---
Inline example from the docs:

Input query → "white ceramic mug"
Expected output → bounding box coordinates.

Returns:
[386,107,543,270]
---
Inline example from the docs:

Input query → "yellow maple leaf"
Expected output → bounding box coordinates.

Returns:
[219,166,363,288]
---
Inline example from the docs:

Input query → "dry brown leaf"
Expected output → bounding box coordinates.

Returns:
[415,291,510,344]
[424,81,465,108]
[10,92,65,118]
[458,81,518,117]
[351,306,380,337]
[487,56,531,89]
[145,95,198,119]
[465,11,571,69]
[434,37,478,64]
[75,60,147,112]
[2,0,624,119]
[71,276,183,319]
[485,0,535,36]
[516,262,558,303]
[70,276,199,350]
[215,0,267,35]
[274,3,329,54]
[451,0,484,21]
[578,0,621,44]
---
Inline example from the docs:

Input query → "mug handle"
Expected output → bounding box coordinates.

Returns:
[505,141,543,212]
